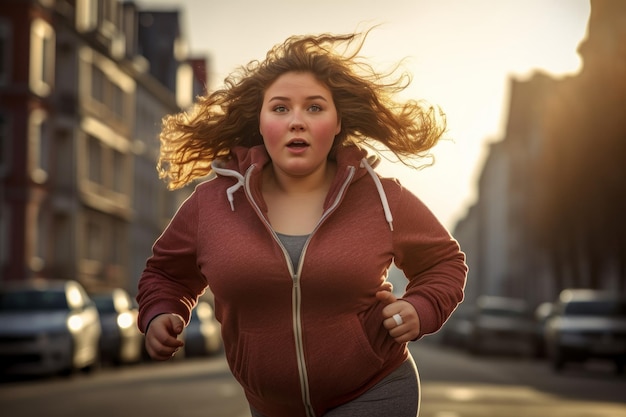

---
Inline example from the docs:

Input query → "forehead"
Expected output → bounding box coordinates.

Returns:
[264,72,332,98]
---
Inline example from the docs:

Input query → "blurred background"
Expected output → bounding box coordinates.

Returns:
[0,1,625,416]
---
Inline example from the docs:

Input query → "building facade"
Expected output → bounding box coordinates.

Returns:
[453,0,626,309]
[0,0,204,296]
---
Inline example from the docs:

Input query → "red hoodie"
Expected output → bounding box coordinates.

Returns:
[137,145,467,417]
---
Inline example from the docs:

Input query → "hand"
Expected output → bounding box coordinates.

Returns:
[144,313,185,360]
[376,290,420,344]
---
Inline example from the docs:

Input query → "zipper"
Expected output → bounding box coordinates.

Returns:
[244,165,356,417]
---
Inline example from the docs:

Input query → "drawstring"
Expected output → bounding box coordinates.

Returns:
[211,163,245,211]
[361,158,394,231]
[212,157,394,231]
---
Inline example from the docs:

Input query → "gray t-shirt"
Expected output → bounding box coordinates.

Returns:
[276,232,309,270]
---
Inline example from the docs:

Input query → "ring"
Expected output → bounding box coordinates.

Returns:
[392,313,403,326]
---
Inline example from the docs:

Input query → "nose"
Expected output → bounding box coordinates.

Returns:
[289,111,305,131]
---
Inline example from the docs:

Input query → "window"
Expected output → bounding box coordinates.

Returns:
[111,219,126,265]
[53,129,74,188]
[0,19,10,86]
[34,207,48,272]
[112,149,128,194]
[76,0,97,32]
[30,19,55,97]
[52,213,72,274]
[28,109,51,184]
[0,112,9,177]
[0,195,8,268]
[91,65,105,104]
[100,0,119,27]
[83,52,134,125]
[87,135,102,184]
[86,219,103,261]
[111,83,125,118]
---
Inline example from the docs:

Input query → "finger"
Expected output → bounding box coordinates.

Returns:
[383,317,398,330]
[169,314,185,336]
[153,324,184,348]
[160,335,184,349]
[375,290,398,305]
[146,339,180,361]
[383,313,405,330]
[380,281,394,294]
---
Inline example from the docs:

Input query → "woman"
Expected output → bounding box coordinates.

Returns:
[137,31,467,417]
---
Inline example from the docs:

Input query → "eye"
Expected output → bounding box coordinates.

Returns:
[272,105,288,113]
[308,104,322,112]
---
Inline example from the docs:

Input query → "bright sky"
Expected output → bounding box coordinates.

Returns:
[138,0,591,230]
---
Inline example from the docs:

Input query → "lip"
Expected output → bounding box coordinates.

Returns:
[286,138,309,146]
[285,138,310,154]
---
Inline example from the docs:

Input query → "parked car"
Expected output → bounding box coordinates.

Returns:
[533,301,555,358]
[467,296,537,357]
[440,305,474,350]
[544,289,626,373]
[91,288,143,365]
[183,301,222,357]
[0,279,101,376]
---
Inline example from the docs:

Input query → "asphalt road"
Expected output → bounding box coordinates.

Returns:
[1,340,625,417]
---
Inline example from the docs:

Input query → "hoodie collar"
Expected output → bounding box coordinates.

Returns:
[210,145,393,230]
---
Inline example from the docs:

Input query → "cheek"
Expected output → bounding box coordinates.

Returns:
[313,120,341,142]
[259,116,282,144]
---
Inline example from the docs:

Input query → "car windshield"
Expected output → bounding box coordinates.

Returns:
[480,307,527,318]
[0,289,69,311]
[564,300,626,317]
[92,296,116,313]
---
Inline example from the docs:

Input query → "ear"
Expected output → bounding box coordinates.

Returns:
[335,119,342,135]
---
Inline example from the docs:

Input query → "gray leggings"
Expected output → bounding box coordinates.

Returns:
[250,356,420,417]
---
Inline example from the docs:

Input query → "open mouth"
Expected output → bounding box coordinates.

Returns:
[287,140,309,148]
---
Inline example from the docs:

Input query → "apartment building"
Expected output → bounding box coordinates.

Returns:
[0,0,206,295]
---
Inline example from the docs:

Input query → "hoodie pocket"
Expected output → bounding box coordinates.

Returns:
[227,328,302,402]
[304,315,385,396]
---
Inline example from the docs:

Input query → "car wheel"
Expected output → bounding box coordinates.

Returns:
[59,341,76,377]
[468,331,483,356]
[552,349,566,372]
[81,346,101,374]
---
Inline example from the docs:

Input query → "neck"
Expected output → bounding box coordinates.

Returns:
[264,162,336,196]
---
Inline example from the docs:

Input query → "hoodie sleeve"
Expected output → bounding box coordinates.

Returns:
[389,180,468,339]
[136,190,208,333]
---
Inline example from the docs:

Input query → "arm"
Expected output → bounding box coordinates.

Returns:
[136,190,208,337]
[389,182,468,340]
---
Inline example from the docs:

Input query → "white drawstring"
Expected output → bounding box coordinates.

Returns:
[361,158,394,231]
[212,157,395,231]
[212,163,245,211]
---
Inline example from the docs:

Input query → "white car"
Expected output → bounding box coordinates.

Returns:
[0,279,102,376]
[467,296,538,357]
[91,288,143,365]
[544,289,626,373]
[183,301,222,357]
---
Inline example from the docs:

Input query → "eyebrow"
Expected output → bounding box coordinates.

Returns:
[268,95,329,102]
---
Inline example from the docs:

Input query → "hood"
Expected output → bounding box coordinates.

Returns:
[210,145,394,230]
[555,316,626,333]
[211,144,376,177]
[0,311,69,334]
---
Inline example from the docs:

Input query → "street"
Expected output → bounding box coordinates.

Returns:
[1,340,625,417]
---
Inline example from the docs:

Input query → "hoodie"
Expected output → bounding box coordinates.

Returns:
[137,144,467,417]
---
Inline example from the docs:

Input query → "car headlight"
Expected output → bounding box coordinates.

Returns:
[67,314,85,332]
[117,312,134,329]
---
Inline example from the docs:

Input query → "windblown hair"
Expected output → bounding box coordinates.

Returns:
[158,29,447,189]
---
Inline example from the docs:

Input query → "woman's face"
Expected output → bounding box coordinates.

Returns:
[260,71,341,178]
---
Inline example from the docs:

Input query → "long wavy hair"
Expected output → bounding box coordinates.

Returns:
[158,29,447,189]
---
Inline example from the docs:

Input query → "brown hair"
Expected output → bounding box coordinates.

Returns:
[158,29,446,189]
